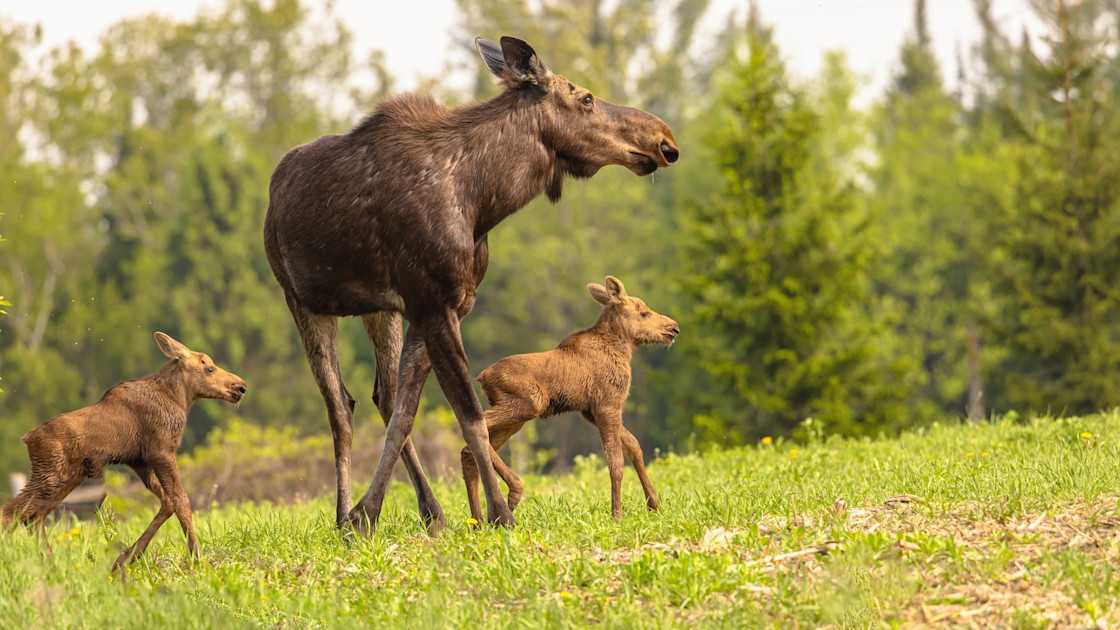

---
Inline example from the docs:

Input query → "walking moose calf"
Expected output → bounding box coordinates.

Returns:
[462,277,679,521]
[1,332,247,572]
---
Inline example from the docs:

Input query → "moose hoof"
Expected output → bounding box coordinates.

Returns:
[343,505,380,538]
[488,508,517,528]
[421,505,447,535]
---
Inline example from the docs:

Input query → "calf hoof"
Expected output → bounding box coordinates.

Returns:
[647,498,660,511]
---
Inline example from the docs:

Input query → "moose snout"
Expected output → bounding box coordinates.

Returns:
[230,380,247,401]
[660,140,679,164]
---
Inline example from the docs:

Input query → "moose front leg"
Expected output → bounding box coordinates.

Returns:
[423,309,515,527]
[113,463,174,572]
[594,410,626,520]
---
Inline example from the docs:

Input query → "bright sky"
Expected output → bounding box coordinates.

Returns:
[3,0,1033,101]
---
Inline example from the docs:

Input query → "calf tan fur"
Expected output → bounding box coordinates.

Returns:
[461,277,679,521]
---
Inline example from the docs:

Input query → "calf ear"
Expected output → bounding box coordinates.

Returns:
[154,332,192,360]
[604,276,628,301]
[499,36,551,88]
[476,37,506,78]
[588,283,612,306]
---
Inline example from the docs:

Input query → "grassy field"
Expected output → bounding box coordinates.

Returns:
[3,412,1120,628]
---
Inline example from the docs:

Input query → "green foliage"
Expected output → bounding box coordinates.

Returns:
[677,12,911,444]
[973,2,1120,414]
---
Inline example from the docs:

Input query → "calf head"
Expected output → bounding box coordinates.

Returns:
[476,37,679,201]
[588,276,680,347]
[154,332,247,404]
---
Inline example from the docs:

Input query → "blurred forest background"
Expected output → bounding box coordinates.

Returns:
[3,0,1120,496]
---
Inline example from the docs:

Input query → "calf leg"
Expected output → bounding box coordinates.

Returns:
[151,457,197,559]
[112,463,173,571]
[620,428,660,510]
[287,297,356,527]
[363,312,445,533]
[592,410,626,520]
[461,415,528,522]
[17,467,86,529]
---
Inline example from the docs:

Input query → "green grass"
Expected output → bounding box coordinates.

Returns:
[4,411,1120,628]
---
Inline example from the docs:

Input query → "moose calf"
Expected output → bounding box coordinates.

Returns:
[461,277,679,521]
[1,332,246,571]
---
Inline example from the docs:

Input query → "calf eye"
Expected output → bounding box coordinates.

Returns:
[206,367,215,374]
[582,94,593,106]
[641,312,650,319]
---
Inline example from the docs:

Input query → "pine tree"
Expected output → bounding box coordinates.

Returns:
[976,0,1120,412]
[678,10,906,443]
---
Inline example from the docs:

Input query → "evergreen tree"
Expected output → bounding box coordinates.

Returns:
[975,0,1120,412]
[677,10,909,444]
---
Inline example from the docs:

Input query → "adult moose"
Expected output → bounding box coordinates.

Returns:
[264,36,678,533]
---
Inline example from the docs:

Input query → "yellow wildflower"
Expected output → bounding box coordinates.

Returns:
[981,452,990,457]
[965,452,974,458]
[466,517,478,525]
[761,436,773,445]
[1080,432,1093,440]
[789,448,799,458]
[559,591,573,599]
[70,527,80,536]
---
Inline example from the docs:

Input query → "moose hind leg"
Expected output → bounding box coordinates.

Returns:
[288,298,355,527]
[349,325,432,534]
[363,312,446,533]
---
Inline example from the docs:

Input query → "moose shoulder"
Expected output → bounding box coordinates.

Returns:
[264,36,678,533]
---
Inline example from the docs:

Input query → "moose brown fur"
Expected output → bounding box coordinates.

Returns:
[263,36,678,532]
[1,333,247,571]
[461,277,679,521]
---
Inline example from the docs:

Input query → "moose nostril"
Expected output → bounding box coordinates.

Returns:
[660,141,679,164]
[671,327,680,335]
[238,386,247,394]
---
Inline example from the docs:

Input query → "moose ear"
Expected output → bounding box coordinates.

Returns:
[154,331,191,360]
[475,37,506,78]
[604,276,628,301]
[499,36,551,88]
[588,283,612,306]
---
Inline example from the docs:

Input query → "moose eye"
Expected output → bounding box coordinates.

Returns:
[206,367,215,374]
[582,94,593,106]
[641,311,650,319]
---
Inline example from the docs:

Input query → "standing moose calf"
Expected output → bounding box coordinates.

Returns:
[462,277,679,521]
[264,36,678,533]
[1,332,247,572]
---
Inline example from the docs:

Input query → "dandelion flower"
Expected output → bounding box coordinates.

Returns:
[1080,432,1092,440]
[789,448,799,458]
[965,452,974,458]
[981,452,990,457]
[559,591,573,599]
[466,518,478,525]
[71,527,80,536]
[761,436,773,445]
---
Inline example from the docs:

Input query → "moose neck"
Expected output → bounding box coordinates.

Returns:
[151,361,194,413]
[450,91,561,238]
[589,311,636,361]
